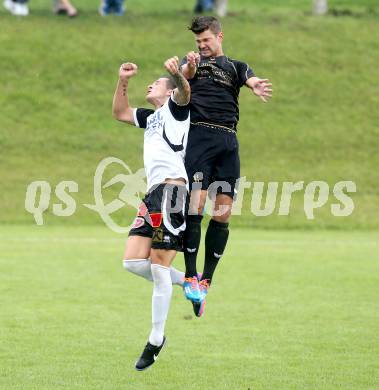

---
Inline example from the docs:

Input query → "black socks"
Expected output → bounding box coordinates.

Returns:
[202,219,229,284]
[184,217,230,283]
[183,215,203,278]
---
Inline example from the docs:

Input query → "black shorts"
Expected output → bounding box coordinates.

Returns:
[129,183,188,251]
[185,123,240,199]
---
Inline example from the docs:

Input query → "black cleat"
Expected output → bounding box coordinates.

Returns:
[192,298,206,317]
[135,336,166,371]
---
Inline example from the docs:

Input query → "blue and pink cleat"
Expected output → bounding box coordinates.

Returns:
[183,274,210,317]
[192,278,210,317]
[183,276,201,303]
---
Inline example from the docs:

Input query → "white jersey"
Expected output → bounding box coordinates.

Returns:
[133,94,190,192]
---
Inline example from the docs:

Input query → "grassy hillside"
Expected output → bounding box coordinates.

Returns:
[1,0,378,229]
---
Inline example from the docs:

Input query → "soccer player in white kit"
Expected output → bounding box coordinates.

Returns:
[112,56,191,370]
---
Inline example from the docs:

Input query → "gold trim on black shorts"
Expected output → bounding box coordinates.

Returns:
[190,121,236,133]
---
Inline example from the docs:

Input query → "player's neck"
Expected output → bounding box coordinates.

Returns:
[205,50,224,58]
[153,97,168,110]
[148,96,168,110]
[214,45,224,57]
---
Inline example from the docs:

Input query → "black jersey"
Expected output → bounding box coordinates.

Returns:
[182,55,254,130]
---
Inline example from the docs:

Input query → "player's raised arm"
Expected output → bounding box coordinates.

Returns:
[112,62,138,124]
[164,56,191,106]
[245,76,273,103]
[180,51,200,80]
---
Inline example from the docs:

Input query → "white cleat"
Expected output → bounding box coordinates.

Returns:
[9,1,29,15]
[3,0,15,12]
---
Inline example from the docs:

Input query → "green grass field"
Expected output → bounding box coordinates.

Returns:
[1,1,378,388]
[0,226,378,389]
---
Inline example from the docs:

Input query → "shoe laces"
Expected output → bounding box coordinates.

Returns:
[199,279,210,291]
[184,276,198,291]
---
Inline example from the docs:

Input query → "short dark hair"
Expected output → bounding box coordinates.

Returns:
[188,16,221,35]
[162,76,176,90]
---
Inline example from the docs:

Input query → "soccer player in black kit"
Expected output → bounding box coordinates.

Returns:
[180,16,273,316]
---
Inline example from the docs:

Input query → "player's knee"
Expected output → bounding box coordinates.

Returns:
[188,201,205,216]
[123,259,135,272]
[188,190,207,216]
[195,198,206,215]
[123,259,142,273]
[213,194,233,222]
[123,259,153,281]
[123,253,134,261]
[151,248,176,267]
[212,211,231,224]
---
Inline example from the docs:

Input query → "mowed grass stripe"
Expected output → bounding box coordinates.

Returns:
[1,226,378,389]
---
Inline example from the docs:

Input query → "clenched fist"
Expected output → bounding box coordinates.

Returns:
[186,51,200,69]
[119,62,138,80]
[164,56,180,76]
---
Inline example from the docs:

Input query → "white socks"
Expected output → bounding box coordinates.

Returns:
[169,264,185,286]
[123,260,181,346]
[149,264,172,346]
[123,259,184,286]
[123,259,153,281]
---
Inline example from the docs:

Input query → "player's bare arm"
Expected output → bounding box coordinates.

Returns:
[164,56,191,106]
[112,62,138,124]
[180,51,200,80]
[246,76,273,103]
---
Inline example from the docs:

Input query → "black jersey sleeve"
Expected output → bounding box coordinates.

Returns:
[134,108,154,128]
[168,95,190,122]
[234,60,255,87]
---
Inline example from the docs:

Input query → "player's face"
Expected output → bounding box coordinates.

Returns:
[146,78,171,103]
[195,29,223,57]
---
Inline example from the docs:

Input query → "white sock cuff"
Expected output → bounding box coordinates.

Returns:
[123,259,148,271]
[123,258,153,282]
[150,263,170,272]
[123,258,148,264]
[151,263,172,291]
